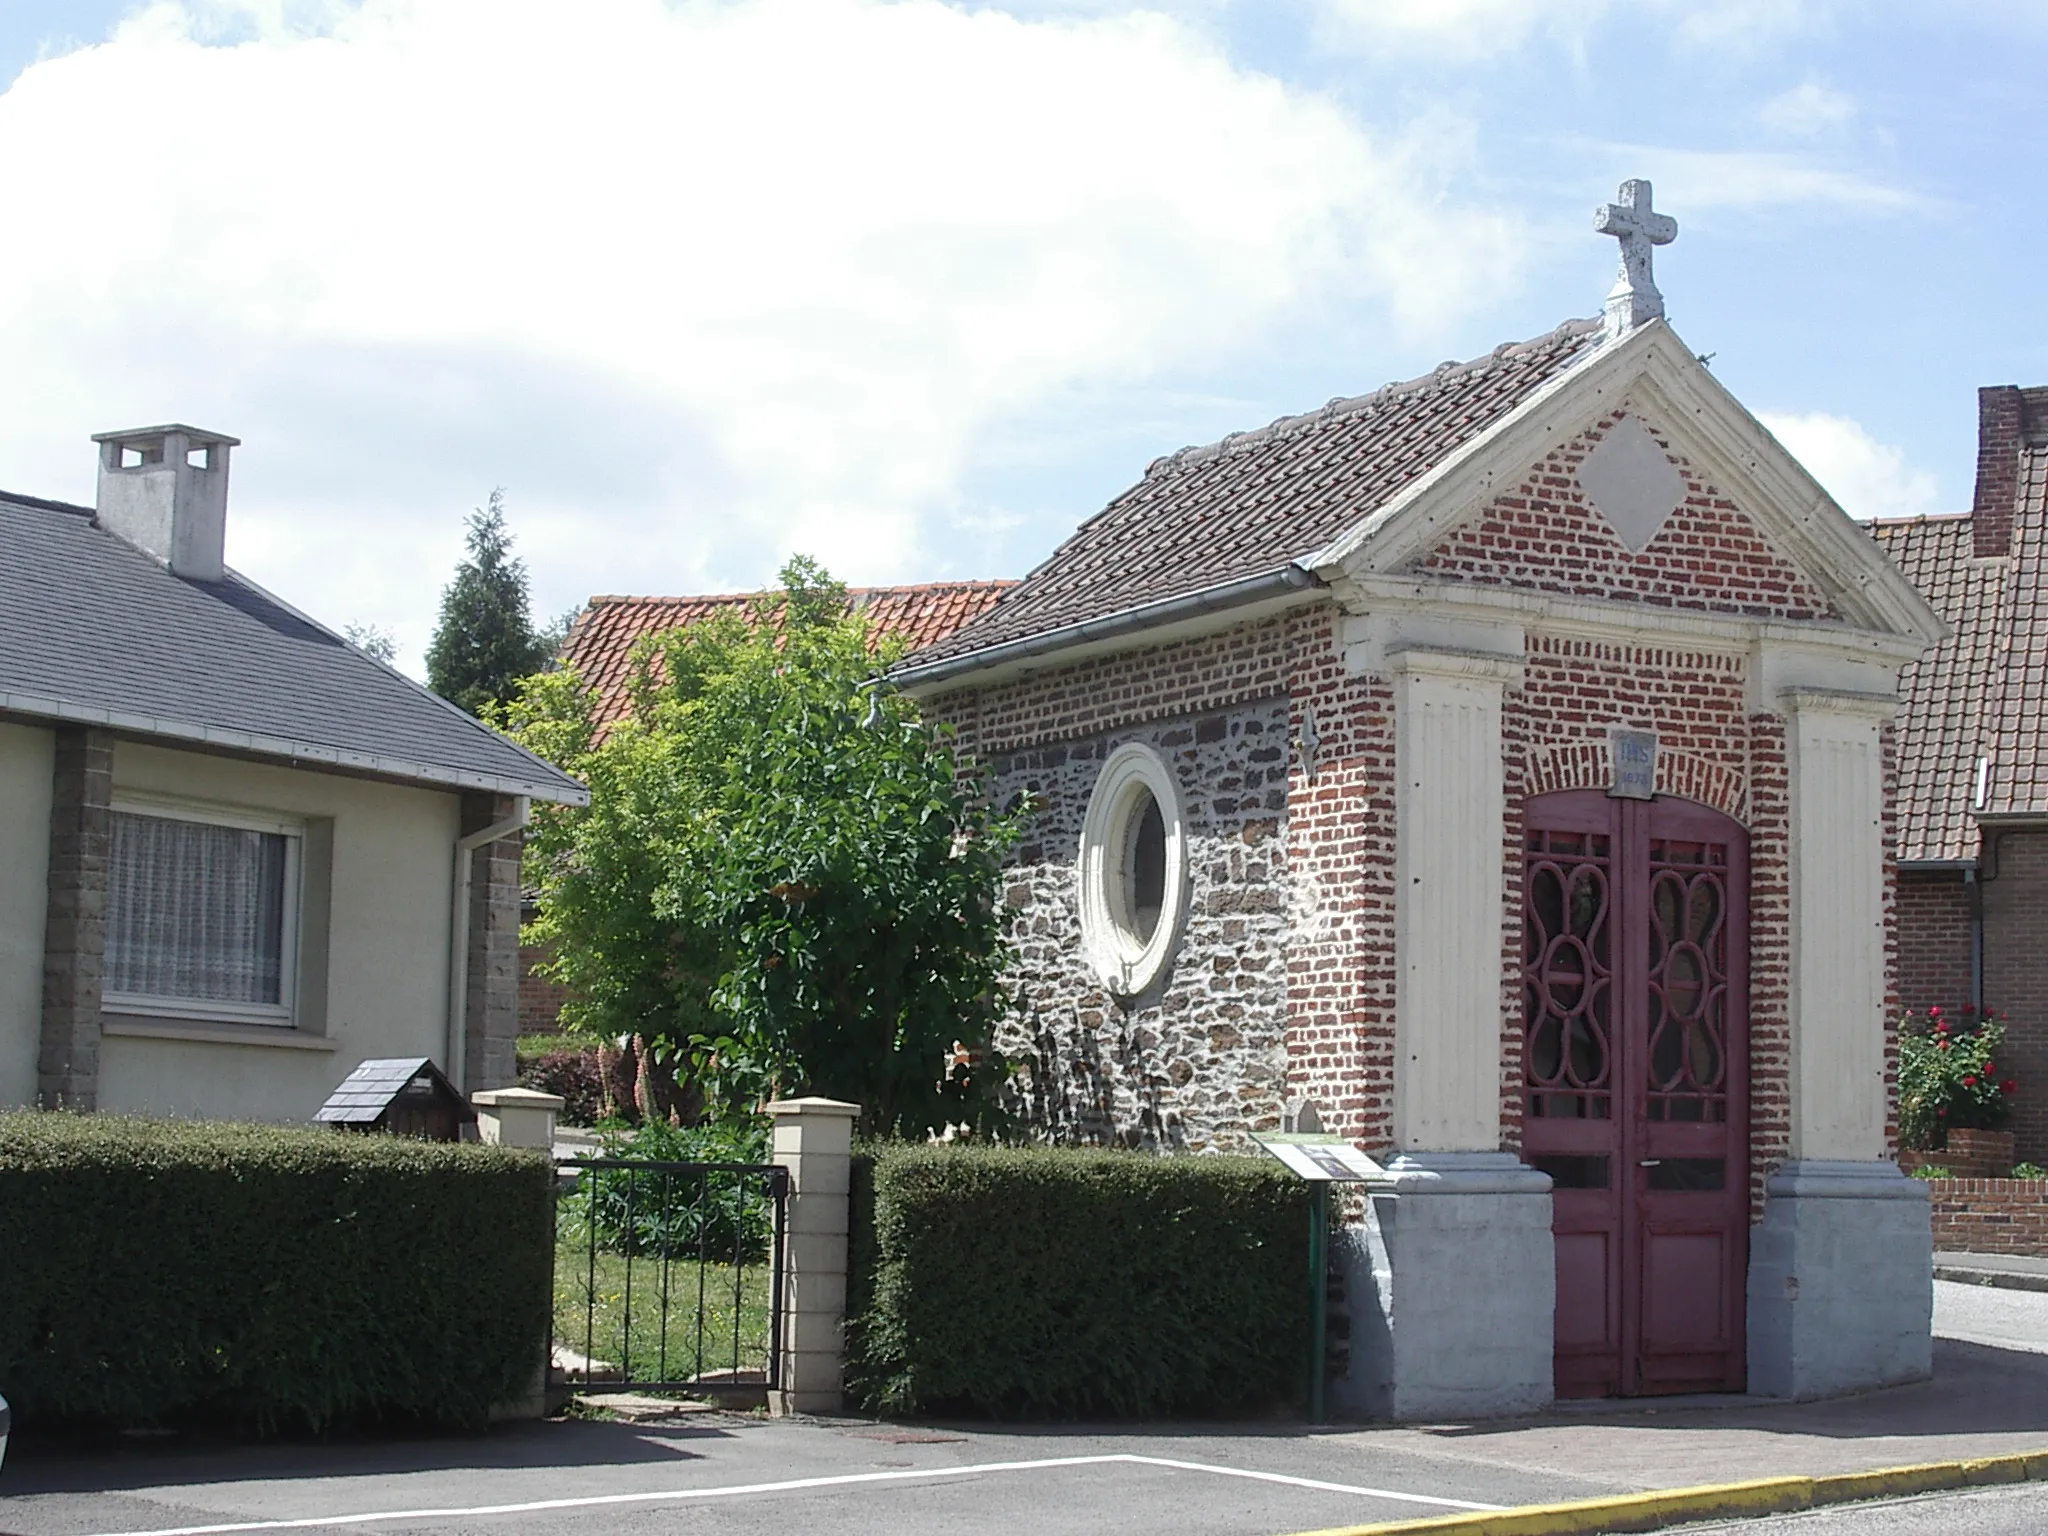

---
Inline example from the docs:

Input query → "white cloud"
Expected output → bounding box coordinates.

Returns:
[1314,0,1835,59]
[1758,411,1943,522]
[1592,144,1930,215]
[1757,77,1858,137]
[0,0,1522,672]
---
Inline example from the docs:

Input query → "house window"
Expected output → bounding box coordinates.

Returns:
[106,801,301,1025]
[1078,742,1190,997]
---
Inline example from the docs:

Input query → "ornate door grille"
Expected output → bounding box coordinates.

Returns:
[1522,791,1749,1398]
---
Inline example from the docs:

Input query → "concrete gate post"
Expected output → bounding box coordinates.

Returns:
[766,1096,859,1416]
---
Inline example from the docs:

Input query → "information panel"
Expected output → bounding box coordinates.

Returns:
[1251,1133,1385,1183]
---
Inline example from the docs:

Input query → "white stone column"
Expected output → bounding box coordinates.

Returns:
[1337,645,1554,1422]
[766,1096,858,1417]
[1390,646,1520,1152]
[1783,689,1893,1160]
[1748,688,1930,1399]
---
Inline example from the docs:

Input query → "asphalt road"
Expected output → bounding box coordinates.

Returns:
[0,1419,1610,1536]
[5,1279,2048,1536]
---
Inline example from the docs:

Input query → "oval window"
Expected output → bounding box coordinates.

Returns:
[1079,743,1189,996]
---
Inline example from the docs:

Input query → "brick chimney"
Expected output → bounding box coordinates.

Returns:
[92,424,240,582]
[1972,387,2048,558]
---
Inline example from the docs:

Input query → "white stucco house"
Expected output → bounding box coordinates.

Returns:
[0,424,586,1121]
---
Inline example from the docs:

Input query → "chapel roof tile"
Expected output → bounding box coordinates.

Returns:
[563,581,1015,727]
[1986,444,2048,818]
[905,317,1605,674]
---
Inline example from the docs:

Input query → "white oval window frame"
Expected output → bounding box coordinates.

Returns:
[1078,741,1191,998]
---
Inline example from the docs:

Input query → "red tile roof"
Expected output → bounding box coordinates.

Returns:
[562,581,1014,726]
[1871,393,2048,862]
[1868,515,2009,863]
[906,317,1604,673]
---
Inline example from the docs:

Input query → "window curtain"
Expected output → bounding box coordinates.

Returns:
[108,812,288,1006]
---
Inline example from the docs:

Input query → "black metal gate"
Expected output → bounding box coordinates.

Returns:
[552,1157,788,1394]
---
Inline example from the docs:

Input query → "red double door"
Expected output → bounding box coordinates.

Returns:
[1521,790,1749,1398]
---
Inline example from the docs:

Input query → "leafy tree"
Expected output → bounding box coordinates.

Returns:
[503,557,1017,1138]
[426,489,552,716]
[342,622,397,664]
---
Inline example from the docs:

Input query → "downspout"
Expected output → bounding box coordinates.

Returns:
[447,796,530,1094]
[1967,865,1984,1017]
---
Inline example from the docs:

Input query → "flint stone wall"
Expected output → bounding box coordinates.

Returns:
[988,698,1291,1151]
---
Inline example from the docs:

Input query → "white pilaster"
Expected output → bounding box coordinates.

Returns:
[1391,646,1521,1152]
[1783,689,1894,1161]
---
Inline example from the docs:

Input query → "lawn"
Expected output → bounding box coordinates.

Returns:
[552,1205,776,1386]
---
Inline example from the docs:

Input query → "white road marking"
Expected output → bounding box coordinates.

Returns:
[81,1451,1504,1535]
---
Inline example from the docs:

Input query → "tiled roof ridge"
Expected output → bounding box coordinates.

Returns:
[0,488,95,517]
[1143,315,1603,478]
[585,578,1016,607]
[1867,511,1972,528]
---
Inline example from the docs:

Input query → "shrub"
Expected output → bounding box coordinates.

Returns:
[0,1111,553,1433]
[519,1047,607,1126]
[2013,1163,2048,1180]
[844,1142,1313,1419]
[574,1116,773,1262]
[1899,1006,2015,1150]
[1907,1165,1952,1180]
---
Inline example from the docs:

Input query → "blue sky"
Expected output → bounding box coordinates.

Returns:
[1,1,2043,671]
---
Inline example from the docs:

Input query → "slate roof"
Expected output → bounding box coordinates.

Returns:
[0,491,586,803]
[1867,514,2009,863]
[314,1057,472,1124]
[563,581,1015,727]
[905,317,1605,675]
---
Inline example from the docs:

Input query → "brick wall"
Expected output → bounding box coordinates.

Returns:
[1985,829,2048,1163]
[1929,1178,2048,1255]
[519,938,575,1036]
[1420,414,1835,621]
[1898,868,1974,1014]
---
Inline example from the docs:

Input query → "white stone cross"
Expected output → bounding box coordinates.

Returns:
[1594,178,1677,339]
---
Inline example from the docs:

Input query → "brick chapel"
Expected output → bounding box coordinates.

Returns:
[896,183,1946,1417]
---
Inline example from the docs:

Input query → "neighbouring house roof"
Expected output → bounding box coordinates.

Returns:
[1871,386,2048,863]
[1868,514,2010,863]
[0,490,587,804]
[562,581,1015,726]
[899,317,1606,678]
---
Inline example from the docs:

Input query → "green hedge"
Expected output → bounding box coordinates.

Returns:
[845,1142,1312,1419]
[0,1112,554,1433]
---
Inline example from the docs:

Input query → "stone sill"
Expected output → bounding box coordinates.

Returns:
[102,1015,338,1052]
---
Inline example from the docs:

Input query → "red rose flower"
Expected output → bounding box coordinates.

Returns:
[1963,1075,1979,1088]
[1930,1006,1943,1018]
[2005,1080,2020,1095]
[1938,1108,1949,1118]
[1937,1039,1951,1051]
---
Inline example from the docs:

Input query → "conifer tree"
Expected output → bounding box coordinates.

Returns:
[426,489,552,716]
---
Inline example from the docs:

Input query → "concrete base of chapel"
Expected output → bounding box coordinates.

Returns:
[1334,1151,1556,1422]
[1745,1160,1933,1400]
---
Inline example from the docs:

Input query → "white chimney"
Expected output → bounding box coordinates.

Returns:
[92,424,241,583]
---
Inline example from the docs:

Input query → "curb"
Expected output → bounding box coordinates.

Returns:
[1281,1449,2048,1536]
[1934,1264,2048,1294]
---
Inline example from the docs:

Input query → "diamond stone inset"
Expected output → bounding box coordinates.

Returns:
[1575,414,1686,553]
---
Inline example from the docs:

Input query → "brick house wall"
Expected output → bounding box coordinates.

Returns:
[519,938,575,1037]
[1986,829,2048,1163]
[1898,869,1975,1015]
